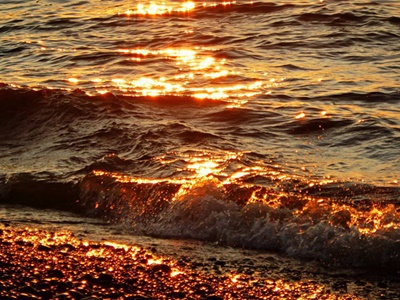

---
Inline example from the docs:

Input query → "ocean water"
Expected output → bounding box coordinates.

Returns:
[1,0,400,272]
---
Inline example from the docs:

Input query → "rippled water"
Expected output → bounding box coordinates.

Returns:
[1,0,400,270]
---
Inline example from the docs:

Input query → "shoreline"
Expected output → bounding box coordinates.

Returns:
[1,225,399,299]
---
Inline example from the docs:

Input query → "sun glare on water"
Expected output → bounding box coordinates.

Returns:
[121,1,239,16]
[123,1,195,16]
[82,47,276,106]
[56,1,281,106]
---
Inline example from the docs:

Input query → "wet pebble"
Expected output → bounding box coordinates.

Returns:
[194,283,214,295]
[98,273,114,283]
[167,291,186,299]
[53,293,74,300]
[16,293,39,300]
[37,245,52,252]
[36,289,52,299]
[214,260,226,267]
[205,296,223,300]
[150,264,171,274]
[46,269,64,279]
[125,295,152,300]
[59,244,76,252]
[81,297,101,300]
[18,286,38,295]
[78,274,96,283]
[68,289,83,299]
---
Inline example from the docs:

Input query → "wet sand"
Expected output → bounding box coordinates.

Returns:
[0,226,399,300]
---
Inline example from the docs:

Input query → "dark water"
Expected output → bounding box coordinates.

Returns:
[1,0,400,271]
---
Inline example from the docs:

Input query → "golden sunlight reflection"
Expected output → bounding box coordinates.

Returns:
[103,241,132,251]
[187,160,220,177]
[87,47,275,105]
[295,112,306,119]
[67,78,79,84]
[120,1,239,16]
[147,258,163,265]
[124,2,195,16]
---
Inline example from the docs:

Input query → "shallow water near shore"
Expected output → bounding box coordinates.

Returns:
[2,205,400,299]
[1,0,400,288]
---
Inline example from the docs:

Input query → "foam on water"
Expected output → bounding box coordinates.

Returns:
[75,170,400,271]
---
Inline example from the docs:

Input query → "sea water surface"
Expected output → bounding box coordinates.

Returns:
[1,0,400,271]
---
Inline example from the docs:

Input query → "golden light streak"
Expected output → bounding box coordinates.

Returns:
[103,241,131,251]
[147,258,163,265]
[187,161,220,177]
[118,1,241,17]
[123,1,196,16]
[295,112,306,119]
[108,47,272,103]
[170,270,184,277]
[67,78,79,84]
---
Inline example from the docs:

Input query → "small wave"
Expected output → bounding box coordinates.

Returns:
[297,12,369,25]
[285,118,354,135]
[388,16,400,26]
[77,171,400,271]
[0,85,226,137]
[282,91,400,104]
[200,2,296,15]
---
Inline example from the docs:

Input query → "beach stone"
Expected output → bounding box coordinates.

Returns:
[37,289,53,299]
[81,297,101,300]
[332,281,347,291]
[19,285,38,295]
[78,274,96,283]
[16,293,39,300]
[126,295,152,300]
[0,282,6,290]
[107,292,122,299]
[35,281,51,290]
[68,289,84,299]
[214,260,226,267]
[99,273,114,283]
[205,296,223,300]
[167,291,186,299]
[151,264,171,274]
[194,283,214,296]
[46,269,64,279]
[53,293,73,300]
[60,243,76,251]
[0,239,12,246]
[37,245,52,252]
